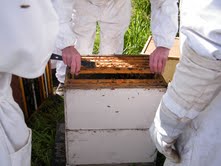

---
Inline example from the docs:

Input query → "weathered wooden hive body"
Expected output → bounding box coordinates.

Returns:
[64,55,167,166]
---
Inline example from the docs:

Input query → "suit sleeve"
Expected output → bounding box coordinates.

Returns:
[52,0,77,50]
[150,0,178,48]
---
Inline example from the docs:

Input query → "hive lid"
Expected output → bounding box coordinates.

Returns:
[65,55,167,89]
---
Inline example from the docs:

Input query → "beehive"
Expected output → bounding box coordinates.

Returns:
[64,55,167,166]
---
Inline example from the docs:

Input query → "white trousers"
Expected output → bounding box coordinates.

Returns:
[0,73,31,166]
[56,0,131,83]
[161,43,221,166]
[73,0,131,54]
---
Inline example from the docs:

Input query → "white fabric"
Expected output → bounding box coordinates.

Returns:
[151,43,221,165]
[151,0,221,56]
[52,0,78,83]
[0,1,58,165]
[150,0,221,165]
[0,1,59,78]
[150,102,181,163]
[52,0,77,51]
[73,0,131,55]
[54,0,131,83]
[0,73,32,166]
[164,90,221,166]
[150,0,178,49]
[55,61,67,83]
[164,43,221,120]
[180,0,221,60]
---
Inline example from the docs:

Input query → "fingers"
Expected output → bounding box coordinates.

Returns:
[62,53,72,67]
[149,47,169,74]
[71,48,81,75]
[67,54,72,67]
[157,58,164,74]
[70,55,81,75]
[75,55,81,75]
[62,46,81,75]
[150,53,163,74]
[150,53,154,73]
[62,54,67,65]
[161,57,167,73]
[70,57,76,74]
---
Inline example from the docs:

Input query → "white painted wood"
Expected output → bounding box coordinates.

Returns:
[65,88,165,130]
[66,129,156,165]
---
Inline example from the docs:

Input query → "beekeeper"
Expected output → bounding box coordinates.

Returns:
[52,0,81,95]
[1,1,58,166]
[54,0,131,95]
[149,0,221,165]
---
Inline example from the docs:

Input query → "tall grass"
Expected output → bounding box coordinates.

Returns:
[124,0,151,54]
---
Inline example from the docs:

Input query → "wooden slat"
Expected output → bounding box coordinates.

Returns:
[78,56,151,74]
[88,61,149,65]
[45,64,52,95]
[65,78,166,89]
[19,78,29,119]
[65,56,167,89]
[80,56,150,69]
[82,55,149,60]
[79,68,151,74]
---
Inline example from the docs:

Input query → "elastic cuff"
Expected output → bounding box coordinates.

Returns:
[56,37,76,50]
[153,35,174,49]
[55,24,77,50]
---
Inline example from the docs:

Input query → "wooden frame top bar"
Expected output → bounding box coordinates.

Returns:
[65,55,167,89]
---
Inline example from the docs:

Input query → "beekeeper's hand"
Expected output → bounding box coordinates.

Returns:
[62,46,81,75]
[150,47,169,74]
[150,124,180,163]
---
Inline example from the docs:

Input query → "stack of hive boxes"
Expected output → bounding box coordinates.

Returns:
[64,55,167,165]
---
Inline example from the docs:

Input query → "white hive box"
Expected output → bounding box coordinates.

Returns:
[64,55,167,166]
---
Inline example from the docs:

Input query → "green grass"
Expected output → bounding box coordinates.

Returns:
[124,0,151,54]
[27,95,64,166]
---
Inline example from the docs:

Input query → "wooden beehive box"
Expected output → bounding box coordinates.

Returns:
[64,55,167,166]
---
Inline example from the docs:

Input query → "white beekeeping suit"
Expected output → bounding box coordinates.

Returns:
[0,1,58,166]
[52,0,77,85]
[149,0,221,166]
[54,0,131,85]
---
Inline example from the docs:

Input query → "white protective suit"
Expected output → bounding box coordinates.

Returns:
[0,1,58,166]
[149,0,221,166]
[52,0,77,83]
[54,0,131,83]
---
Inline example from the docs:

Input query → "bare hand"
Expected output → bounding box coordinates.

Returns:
[62,46,81,75]
[150,47,170,74]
